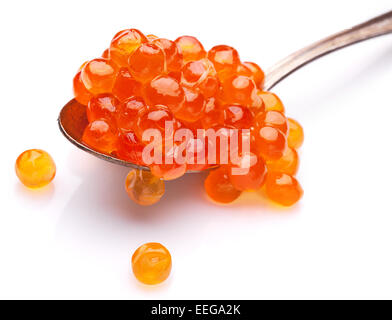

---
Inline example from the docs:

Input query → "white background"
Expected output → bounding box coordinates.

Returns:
[1,0,392,299]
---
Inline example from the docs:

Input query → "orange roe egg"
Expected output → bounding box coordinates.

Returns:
[228,152,266,191]
[132,242,171,284]
[174,87,205,123]
[125,170,165,206]
[264,172,303,206]
[116,131,145,165]
[109,28,147,67]
[204,167,242,203]
[152,38,183,72]
[81,58,117,95]
[207,45,240,77]
[242,62,265,88]
[181,59,210,87]
[128,43,165,82]
[82,119,117,154]
[143,75,185,113]
[201,98,224,129]
[175,36,206,62]
[223,104,253,129]
[87,94,119,123]
[185,137,208,171]
[258,91,285,113]
[112,67,142,102]
[116,96,147,132]
[15,149,56,189]
[266,147,299,176]
[287,118,304,149]
[73,71,93,105]
[101,48,110,59]
[254,110,288,135]
[254,126,287,160]
[221,75,257,106]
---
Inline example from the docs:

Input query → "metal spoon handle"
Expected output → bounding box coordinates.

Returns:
[264,10,392,90]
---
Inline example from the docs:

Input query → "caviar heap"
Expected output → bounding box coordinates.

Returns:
[132,242,172,285]
[15,149,56,188]
[73,28,304,207]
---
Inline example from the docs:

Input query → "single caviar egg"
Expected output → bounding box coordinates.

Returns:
[257,91,285,113]
[204,166,242,204]
[82,119,117,154]
[125,169,165,206]
[87,94,119,123]
[15,149,56,189]
[223,104,254,129]
[221,75,257,107]
[109,28,147,67]
[254,126,287,160]
[81,58,117,95]
[266,147,299,176]
[116,131,145,165]
[207,45,240,77]
[132,242,172,285]
[264,172,303,206]
[174,87,206,123]
[73,71,93,106]
[128,43,165,82]
[175,36,206,62]
[242,62,265,88]
[112,67,142,101]
[152,38,183,72]
[287,118,304,149]
[116,96,147,132]
[150,145,187,180]
[254,110,288,135]
[201,98,224,129]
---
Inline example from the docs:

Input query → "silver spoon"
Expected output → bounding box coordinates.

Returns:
[59,10,392,171]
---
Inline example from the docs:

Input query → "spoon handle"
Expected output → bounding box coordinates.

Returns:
[264,10,392,90]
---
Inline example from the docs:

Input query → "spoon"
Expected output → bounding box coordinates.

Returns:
[59,10,392,171]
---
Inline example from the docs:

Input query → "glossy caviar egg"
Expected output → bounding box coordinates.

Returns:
[125,169,165,206]
[128,43,165,82]
[152,38,183,72]
[201,98,224,129]
[185,137,208,171]
[266,147,299,176]
[181,59,211,87]
[223,104,253,129]
[81,58,117,95]
[132,242,172,285]
[112,67,142,102]
[257,91,285,113]
[174,87,206,123]
[143,75,185,113]
[204,166,242,203]
[221,75,257,106]
[175,36,206,62]
[82,119,117,154]
[15,149,56,189]
[109,28,147,67]
[116,131,145,165]
[86,94,119,123]
[150,145,187,180]
[287,118,304,149]
[254,126,287,160]
[264,172,303,206]
[207,45,240,77]
[254,110,288,135]
[228,152,267,191]
[116,96,147,132]
[242,62,265,88]
[73,71,93,105]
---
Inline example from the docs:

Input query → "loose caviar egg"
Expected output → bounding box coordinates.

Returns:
[174,87,205,123]
[143,75,185,113]
[254,110,288,135]
[242,62,265,88]
[223,104,253,129]
[266,147,299,176]
[132,242,172,285]
[264,172,303,206]
[82,119,117,154]
[207,45,240,77]
[81,58,117,95]
[86,94,119,123]
[221,75,257,106]
[125,169,165,206]
[112,67,142,101]
[254,126,287,160]
[175,36,206,62]
[152,38,183,72]
[73,71,93,105]
[15,149,56,189]
[116,96,147,132]
[109,28,147,67]
[287,118,304,149]
[128,43,165,82]
[257,91,285,113]
[116,131,145,165]
[181,59,211,87]
[204,167,242,203]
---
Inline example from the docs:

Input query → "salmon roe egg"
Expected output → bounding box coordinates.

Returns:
[143,75,185,113]
[204,167,242,204]
[254,126,287,160]
[128,43,165,82]
[175,36,206,62]
[116,131,145,165]
[201,98,224,129]
[116,96,147,132]
[112,67,142,102]
[82,119,117,154]
[257,91,285,113]
[87,94,119,123]
[242,62,265,88]
[132,242,172,285]
[81,58,117,95]
[109,28,147,67]
[266,147,299,176]
[73,71,92,105]
[228,153,266,191]
[221,75,257,106]
[254,110,288,135]
[15,149,56,189]
[125,169,165,206]
[223,104,253,129]
[150,160,187,181]
[287,118,304,149]
[174,87,205,123]
[207,45,240,76]
[152,38,183,72]
[264,172,303,206]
